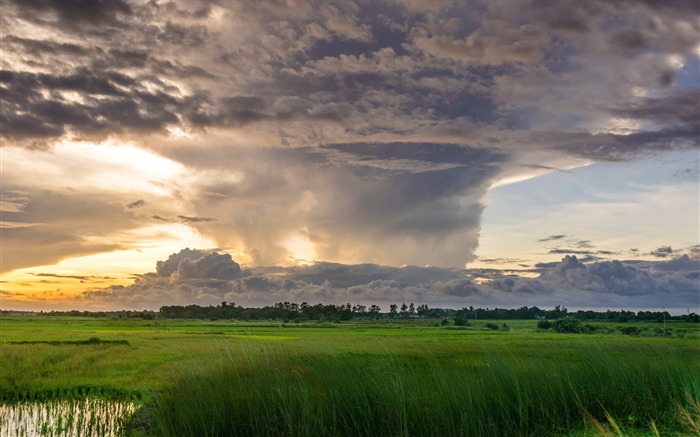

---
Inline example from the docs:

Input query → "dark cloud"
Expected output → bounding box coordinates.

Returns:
[0,0,695,157]
[0,69,201,141]
[2,35,92,57]
[29,273,115,281]
[650,246,674,258]
[538,235,567,242]
[7,0,132,25]
[178,215,216,223]
[611,90,699,128]
[478,258,527,265]
[156,22,208,48]
[126,200,146,209]
[648,254,699,275]
[548,249,593,255]
[256,262,465,289]
[689,245,700,259]
[608,29,648,56]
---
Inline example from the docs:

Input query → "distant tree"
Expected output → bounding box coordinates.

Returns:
[408,303,415,316]
[389,304,398,318]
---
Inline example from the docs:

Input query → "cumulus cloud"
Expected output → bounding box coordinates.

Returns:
[82,250,699,310]
[155,248,242,281]
[490,255,699,308]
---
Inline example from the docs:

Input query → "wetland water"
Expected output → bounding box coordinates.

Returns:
[0,398,135,437]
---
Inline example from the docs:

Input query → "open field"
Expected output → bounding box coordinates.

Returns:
[1,316,698,436]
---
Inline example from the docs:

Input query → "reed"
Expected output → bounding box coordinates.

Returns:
[144,341,699,437]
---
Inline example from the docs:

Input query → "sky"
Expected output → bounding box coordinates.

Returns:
[0,0,698,312]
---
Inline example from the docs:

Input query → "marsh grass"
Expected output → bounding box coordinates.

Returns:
[0,398,135,437]
[2,317,697,436]
[144,341,699,437]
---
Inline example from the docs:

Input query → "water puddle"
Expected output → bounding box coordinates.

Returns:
[0,398,136,437]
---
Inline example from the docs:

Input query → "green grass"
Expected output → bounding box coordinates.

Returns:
[1,316,698,436]
[144,340,698,437]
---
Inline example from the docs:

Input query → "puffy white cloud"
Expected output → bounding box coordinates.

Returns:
[156,249,242,281]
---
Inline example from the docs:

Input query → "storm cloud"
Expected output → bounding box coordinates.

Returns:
[1,0,698,301]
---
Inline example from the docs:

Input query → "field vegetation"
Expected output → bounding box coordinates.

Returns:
[0,314,698,436]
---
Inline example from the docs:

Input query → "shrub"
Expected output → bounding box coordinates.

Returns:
[537,319,552,330]
[484,322,499,330]
[551,318,581,333]
[620,326,641,336]
[454,316,468,326]
[652,328,672,337]
[581,324,599,334]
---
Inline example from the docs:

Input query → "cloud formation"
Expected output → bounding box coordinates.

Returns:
[82,249,699,311]
[1,0,698,274]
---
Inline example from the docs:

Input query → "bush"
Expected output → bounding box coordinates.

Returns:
[484,322,499,330]
[537,319,552,330]
[620,326,641,336]
[652,328,672,337]
[551,318,581,333]
[454,316,468,326]
[581,324,599,334]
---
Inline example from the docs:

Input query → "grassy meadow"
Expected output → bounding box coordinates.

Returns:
[0,316,698,436]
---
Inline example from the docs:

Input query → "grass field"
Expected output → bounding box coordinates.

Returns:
[1,316,698,436]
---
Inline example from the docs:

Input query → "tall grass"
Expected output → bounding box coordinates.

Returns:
[143,341,699,436]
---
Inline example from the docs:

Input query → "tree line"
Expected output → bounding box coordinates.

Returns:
[14,303,697,323]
